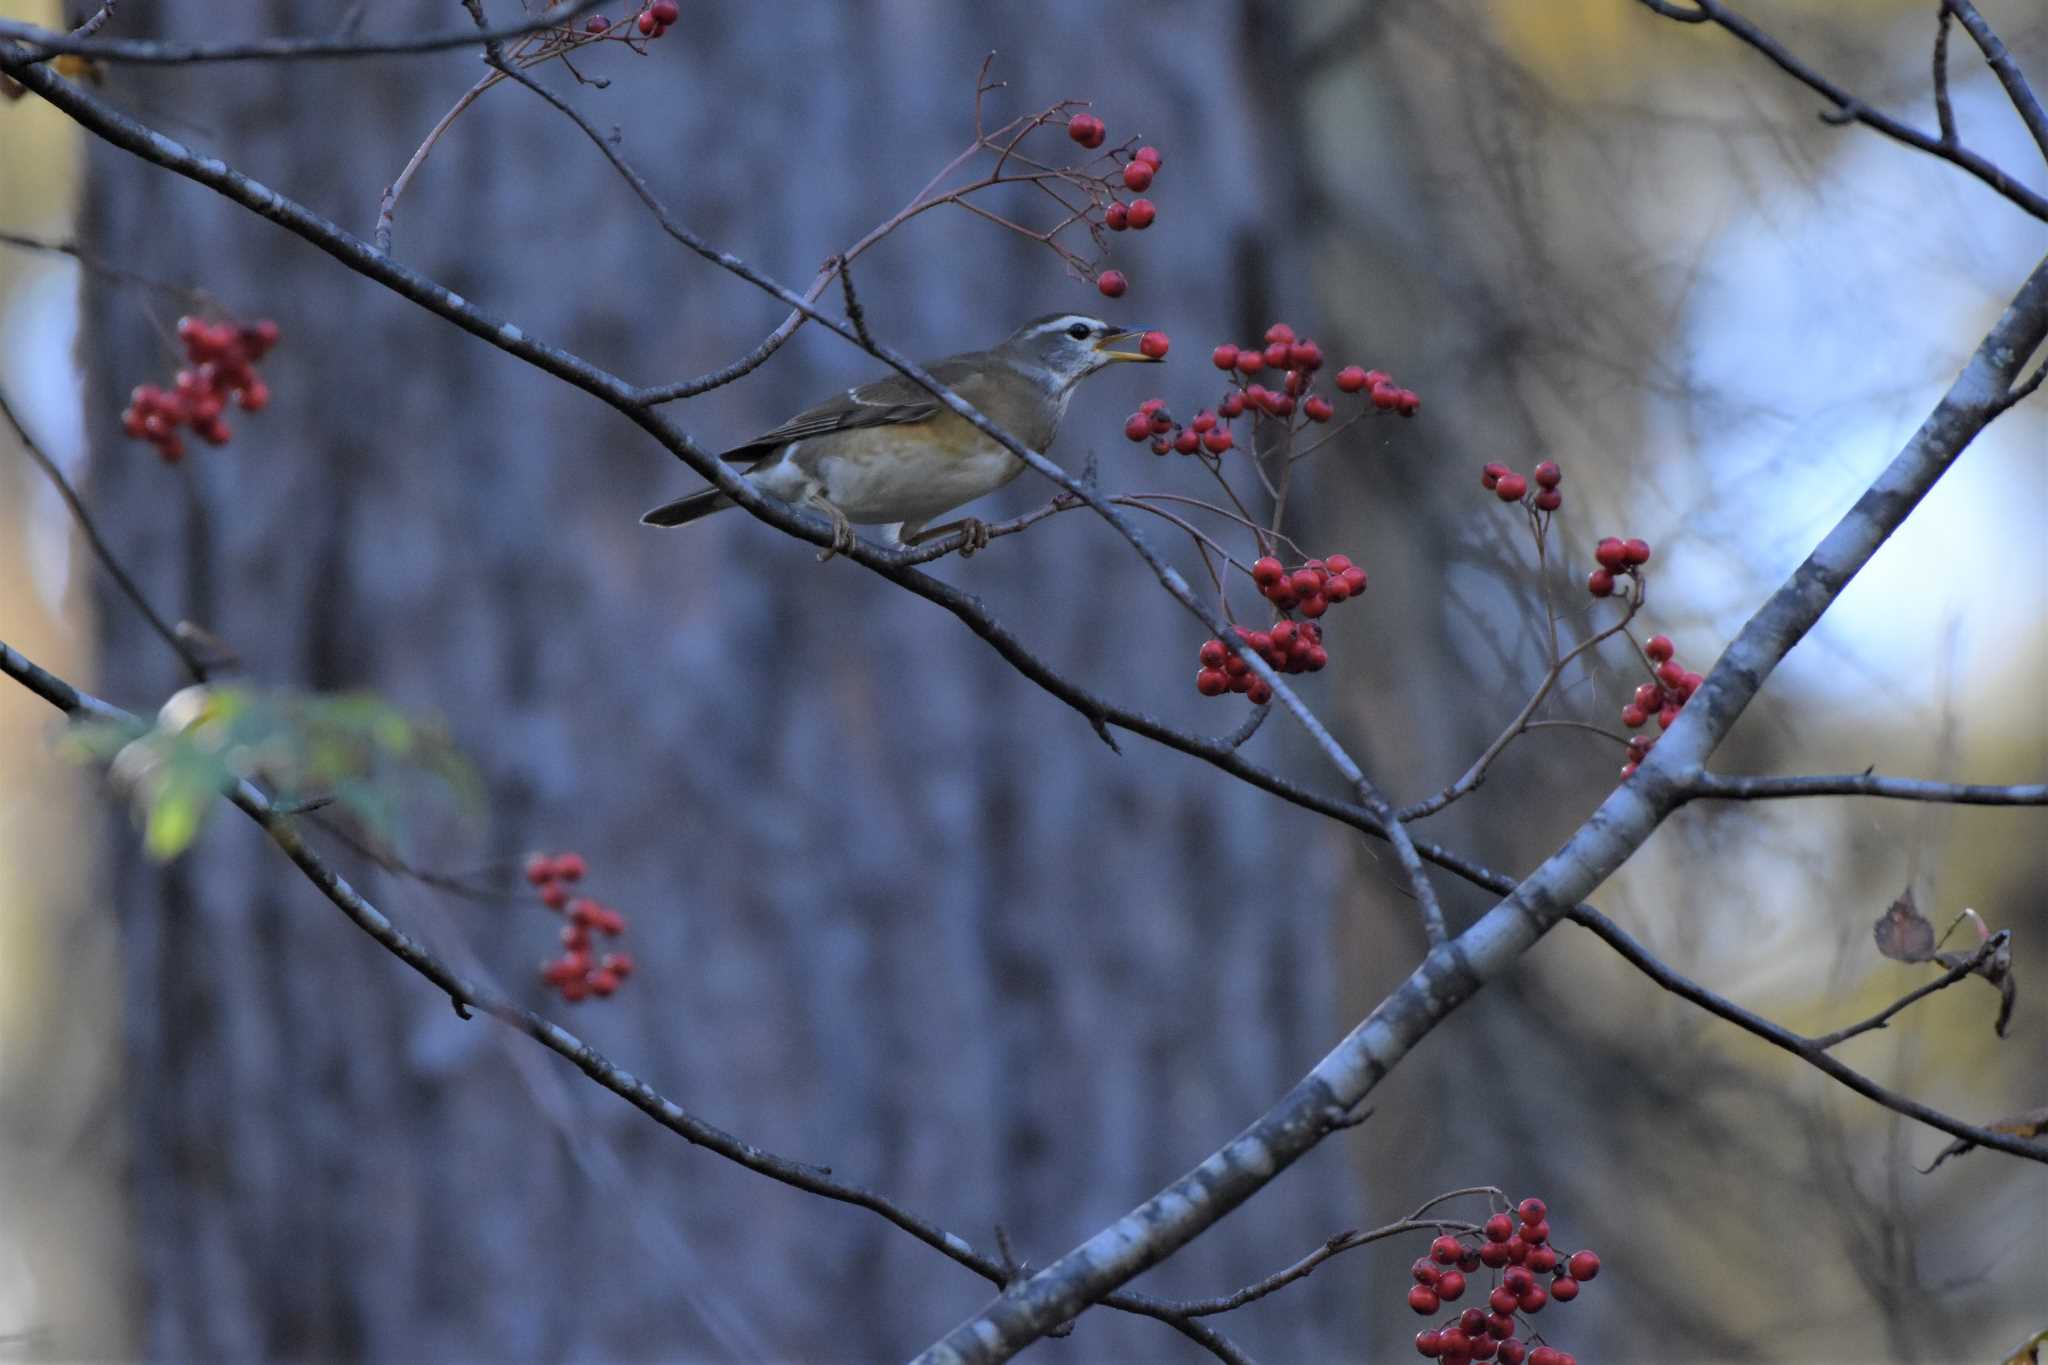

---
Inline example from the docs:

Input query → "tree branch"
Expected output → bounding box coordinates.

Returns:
[0,385,210,681]
[1683,771,2048,805]
[1636,0,2048,221]
[0,1,605,64]
[0,637,1253,1365]
[1944,0,2048,169]
[907,249,2048,1365]
[1808,931,2007,1051]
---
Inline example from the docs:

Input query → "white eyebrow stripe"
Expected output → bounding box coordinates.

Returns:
[1026,314,1102,339]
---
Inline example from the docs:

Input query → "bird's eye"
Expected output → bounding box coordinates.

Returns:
[1068,322,1092,340]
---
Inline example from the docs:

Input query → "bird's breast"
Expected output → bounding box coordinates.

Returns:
[805,417,1026,524]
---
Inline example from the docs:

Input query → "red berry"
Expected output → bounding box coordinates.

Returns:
[1235,348,1265,375]
[1495,474,1528,501]
[1263,323,1296,344]
[1304,395,1333,422]
[1658,704,1680,729]
[1305,645,1328,670]
[589,968,620,996]
[1504,1237,1529,1265]
[1104,202,1129,231]
[1623,537,1652,565]
[1219,392,1246,417]
[650,0,679,20]
[637,10,657,33]
[1621,704,1648,728]
[560,974,590,1002]
[1459,1308,1487,1337]
[1202,428,1233,454]
[1125,198,1157,229]
[1068,113,1105,148]
[1436,1270,1467,1301]
[1148,410,1173,435]
[1134,145,1162,168]
[525,854,557,886]
[1518,1285,1547,1314]
[1486,1314,1515,1340]
[1481,463,1508,490]
[1533,489,1561,511]
[540,883,569,910]
[1533,460,1561,488]
[1262,341,1291,369]
[1370,382,1402,410]
[1549,1276,1579,1302]
[1502,1265,1535,1294]
[1289,341,1323,370]
[1096,270,1127,298]
[1396,389,1421,416]
[1195,668,1228,697]
[1245,677,1272,705]
[1594,537,1628,571]
[1324,574,1351,602]
[236,379,269,412]
[1405,1283,1441,1315]
[1620,761,1638,779]
[1173,429,1199,455]
[1656,660,1686,689]
[1498,1341,1527,1365]
[1430,1234,1464,1265]
[562,924,590,952]
[1525,1246,1558,1274]
[1140,330,1170,359]
[1263,392,1294,417]
[1529,1350,1563,1365]
[554,851,587,881]
[1123,413,1151,442]
[1251,556,1285,589]
[1417,1330,1445,1358]
[600,951,635,978]
[1412,1257,1442,1286]
[1121,160,1154,192]
[1478,1241,1511,1268]
[1212,344,1239,370]
[1198,639,1227,669]
[1335,365,1368,393]
[1522,1220,1550,1246]
[1149,438,1170,456]
[586,15,610,31]
[1440,1328,1472,1358]
[1587,569,1615,598]
[1645,633,1674,663]
[1567,1250,1600,1281]
[1490,1287,1519,1315]
[1190,410,1216,433]
[1458,1247,1483,1273]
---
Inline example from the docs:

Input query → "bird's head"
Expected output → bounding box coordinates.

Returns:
[999,313,1162,390]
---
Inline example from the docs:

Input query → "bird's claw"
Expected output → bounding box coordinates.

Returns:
[956,518,992,558]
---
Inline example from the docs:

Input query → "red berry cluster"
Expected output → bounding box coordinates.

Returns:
[1122,322,1418,463]
[1059,115,1164,298]
[1194,619,1328,703]
[121,315,279,462]
[1617,633,1704,777]
[1251,553,1367,618]
[1585,535,1652,599]
[1407,1198,1599,1365]
[525,851,636,1003]
[1480,460,1563,513]
[575,2,677,39]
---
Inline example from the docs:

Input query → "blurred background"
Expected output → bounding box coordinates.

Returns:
[2,1,2044,1361]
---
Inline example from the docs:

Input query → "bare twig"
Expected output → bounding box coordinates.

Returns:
[1932,4,1959,146]
[376,72,499,253]
[1636,0,2048,221]
[0,386,210,681]
[1944,0,2048,168]
[1809,932,2007,1050]
[0,1,606,64]
[1683,771,2048,805]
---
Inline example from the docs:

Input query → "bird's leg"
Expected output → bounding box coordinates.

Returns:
[805,492,856,562]
[903,516,993,557]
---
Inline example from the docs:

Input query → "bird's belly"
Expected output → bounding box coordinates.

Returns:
[813,429,1025,524]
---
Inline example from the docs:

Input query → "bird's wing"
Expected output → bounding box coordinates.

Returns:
[718,356,988,463]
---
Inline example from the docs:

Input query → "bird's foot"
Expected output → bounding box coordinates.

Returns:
[814,506,857,562]
[956,518,992,558]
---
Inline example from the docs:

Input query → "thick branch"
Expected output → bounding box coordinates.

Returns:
[909,252,2048,1364]
[1945,0,2048,168]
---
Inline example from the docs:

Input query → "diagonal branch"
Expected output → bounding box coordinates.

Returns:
[0,636,1252,1365]
[908,252,2048,1363]
[1635,0,2048,221]
[1808,931,2006,1051]
[0,386,210,681]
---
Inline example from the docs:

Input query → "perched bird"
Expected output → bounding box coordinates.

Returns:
[641,314,1161,556]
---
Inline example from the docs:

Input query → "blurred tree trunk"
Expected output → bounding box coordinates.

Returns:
[79,3,1353,1359]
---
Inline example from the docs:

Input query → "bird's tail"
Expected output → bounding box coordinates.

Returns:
[640,488,735,527]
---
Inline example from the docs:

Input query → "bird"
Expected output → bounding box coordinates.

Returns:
[641,313,1162,557]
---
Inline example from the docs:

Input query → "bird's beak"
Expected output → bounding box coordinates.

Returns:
[1094,328,1162,362]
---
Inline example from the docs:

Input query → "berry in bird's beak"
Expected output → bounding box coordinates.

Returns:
[1094,328,1167,362]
